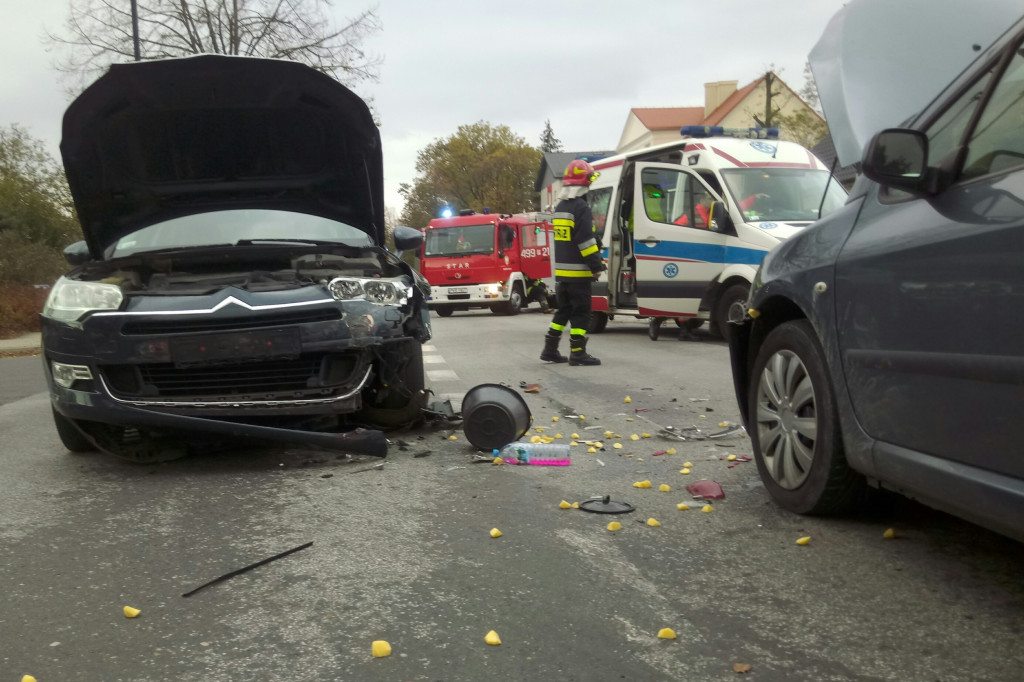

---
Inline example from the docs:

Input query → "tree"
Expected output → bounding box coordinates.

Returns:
[539,119,563,153]
[752,70,784,129]
[0,125,82,284]
[399,122,542,229]
[774,63,828,148]
[47,0,382,92]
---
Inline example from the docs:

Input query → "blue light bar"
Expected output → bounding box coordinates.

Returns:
[440,206,454,218]
[681,126,779,139]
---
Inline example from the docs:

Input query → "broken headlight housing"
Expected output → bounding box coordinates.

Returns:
[328,277,410,305]
[43,276,124,322]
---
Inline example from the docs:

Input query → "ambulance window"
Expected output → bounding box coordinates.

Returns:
[640,168,688,224]
[698,171,723,196]
[587,187,612,233]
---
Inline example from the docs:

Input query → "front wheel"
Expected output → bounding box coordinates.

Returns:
[435,306,454,318]
[747,320,863,515]
[496,286,523,316]
[712,283,749,339]
[359,341,426,428]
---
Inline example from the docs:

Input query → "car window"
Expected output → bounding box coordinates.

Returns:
[926,70,994,164]
[640,168,688,225]
[962,38,1024,180]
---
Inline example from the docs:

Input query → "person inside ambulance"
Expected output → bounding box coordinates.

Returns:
[540,159,605,366]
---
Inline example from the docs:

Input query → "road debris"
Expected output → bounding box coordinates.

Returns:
[659,484,671,492]
[884,528,896,539]
[734,663,752,673]
[349,462,385,475]
[709,424,746,439]
[372,640,392,658]
[485,630,502,645]
[580,495,635,514]
[489,528,502,538]
[607,521,623,532]
[559,500,572,509]
[182,541,313,598]
[677,503,691,511]
[658,628,677,639]
[633,480,652,489]
[680,468,691,475]
[413,450,431,458]
[646,518,662,527]
[686,480,725,499]
[796,536,811,546]
[701,504,714,513]
[596,458,605,466]
[123,606,141,618]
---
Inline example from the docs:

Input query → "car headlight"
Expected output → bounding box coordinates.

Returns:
[43,276,124,322]
[328,277,409,305]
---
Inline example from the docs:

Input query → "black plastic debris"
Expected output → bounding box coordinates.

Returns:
[580,495,636,514]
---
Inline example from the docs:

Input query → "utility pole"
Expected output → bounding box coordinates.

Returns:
[130,0,141,61]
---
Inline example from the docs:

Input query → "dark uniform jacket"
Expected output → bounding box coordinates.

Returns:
[552,196,604,281]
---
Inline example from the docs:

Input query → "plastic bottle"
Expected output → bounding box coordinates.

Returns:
[494,442,571,466]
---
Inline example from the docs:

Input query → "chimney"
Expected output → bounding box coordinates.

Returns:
[704,80,738,118]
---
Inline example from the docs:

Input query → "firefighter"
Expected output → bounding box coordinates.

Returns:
[540,159,605,366]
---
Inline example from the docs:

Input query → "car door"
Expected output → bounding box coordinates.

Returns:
[834,34,1024,479]
[632,163,727,317]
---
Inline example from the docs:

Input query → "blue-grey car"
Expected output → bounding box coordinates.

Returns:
[43,56,430,462]
[728,15,1024,540]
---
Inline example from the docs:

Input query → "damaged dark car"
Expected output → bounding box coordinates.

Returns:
[43,55,430,462]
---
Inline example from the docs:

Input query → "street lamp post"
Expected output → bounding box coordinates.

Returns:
[130,0,141,61]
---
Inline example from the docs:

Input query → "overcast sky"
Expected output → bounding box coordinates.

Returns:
[2,0,848,215]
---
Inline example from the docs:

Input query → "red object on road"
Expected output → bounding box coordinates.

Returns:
[685,480,725,499]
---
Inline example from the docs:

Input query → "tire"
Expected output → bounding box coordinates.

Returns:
[747,320,864,515]
[51,408,96,453]
[497,286,523,316]
[648,318,662,341]
[676,318,703,331]
[712,283,749,339]
[435,306,454,318]
[359,341,426,427]
[588,311,608,334]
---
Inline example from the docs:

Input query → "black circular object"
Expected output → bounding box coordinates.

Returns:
[579,495,636,514]
[461,384,532,451]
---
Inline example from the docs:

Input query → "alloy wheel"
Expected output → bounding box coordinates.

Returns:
[754,349,819,489]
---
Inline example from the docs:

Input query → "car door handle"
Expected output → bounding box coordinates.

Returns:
[637,238,661,245]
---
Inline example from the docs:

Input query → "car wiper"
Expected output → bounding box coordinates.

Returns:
[235,238,344,246]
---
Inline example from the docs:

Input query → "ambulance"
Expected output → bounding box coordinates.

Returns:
[419,211,556,316]
[585,126,848,339]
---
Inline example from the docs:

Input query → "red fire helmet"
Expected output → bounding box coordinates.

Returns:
[562,159,599,186]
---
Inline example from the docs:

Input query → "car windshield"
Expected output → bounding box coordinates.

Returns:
[720,168,848,222]
[110,209,373,257]
[423,224,495,257]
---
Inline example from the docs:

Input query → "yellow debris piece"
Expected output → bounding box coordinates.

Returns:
[701,504,714,513]
[633,480,652,489]
[541,436,554,444]
[641,433,651,438]
[637,458,643,462]
[372,640,392,657]
[571,441,579,446]
[530,436,542,443]
[630,434,640,441]
[657,628,677,639]
[607,521,623,532]
[624,396,632,403]
[699,415,706,419]
[449,435,458,441]
[626,417,634,422]
[587,447,597,454]
[680,468,691,475]
[490,528,503,538]
[22,676,38,682]
[559,500,572,509]
[579,414,585,421]
[719,421,729,427]
[683,461,693,468]
[604,430,613,438]
[884,528,896,539]
[552,416,560,422]
[613,443,623,449]
[492,457,504,465]
[727,454,737,461]
[796,536,811,545]
[646,518,661,527]
[748,308,761,319]
[614,434,622,439]
[666,448,677,455]
[677,503,690,511]
[123,606,141,618]
[524,430,532,436]
[485,630,502,646]
[572,433,580,440]
[554,434,563,439]
[535,426,546,432]
[659,484,671,492]
[571,502,580,509]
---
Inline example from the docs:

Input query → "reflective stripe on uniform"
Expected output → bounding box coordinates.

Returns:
[555,268,594,278]
[569,328,587,336]
[549,322,566,332]
[579,236,599,257]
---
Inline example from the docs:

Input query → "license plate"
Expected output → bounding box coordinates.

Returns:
[170,328,301,367]
[448,287,467,294]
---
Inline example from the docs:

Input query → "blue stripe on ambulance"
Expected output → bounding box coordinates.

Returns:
[635,242,767,265]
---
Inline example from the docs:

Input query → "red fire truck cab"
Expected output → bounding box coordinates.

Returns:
[420,211,555,317]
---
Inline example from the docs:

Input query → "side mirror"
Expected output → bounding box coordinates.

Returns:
[393,226,424,257]
[862,129,930,194]
[63,241,92,267]
[709,202,733,234]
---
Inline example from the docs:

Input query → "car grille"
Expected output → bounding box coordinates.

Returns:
[121,308,341,335]
[102,352,360,401]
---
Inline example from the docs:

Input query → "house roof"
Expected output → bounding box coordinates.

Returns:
[534,150,615,191]
[630,107,706,130]
[703,76,765,126]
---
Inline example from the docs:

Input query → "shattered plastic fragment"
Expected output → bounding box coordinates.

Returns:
[699,415,706,419]
[572,433,580,440]
[587,447,597,453]
[372,640,392,657]
[596,458,605,466]
[123,606,141,618]
[646,518,661,527]
[624,396,632,403]
[641,433,651,438]
[630,434,640,441]
[554,434,563,439]
[559,500,572,509]
[492,457,504,465]
[884,528,896,539]
[626,417,634,422]
[727,454,737,461]
[485,630,502,645]
[613,443,623,449]
[659,484,671,492]
[734,663,753,673]
[21,677,38,682]
[607,521,623,532]
[796,536,811,545]
[677,503,690,511]
[571,502,580,508]
[604,430,614,438]
[685,480,725,499]
[490,528,502,538]
[701,504,714,513]
[449,435,458,441]
[719,421,729,427]
[680,468,691,475]
[571,441,579,446]
[683,461,693,468]
[552,416,559,422]
[657,628,676,639]
[653,450,667,456]
[666,448,677,455]
[535,426,546,432]
[633,480,652,489]
[523,384,541,393]
[530,436,542,443]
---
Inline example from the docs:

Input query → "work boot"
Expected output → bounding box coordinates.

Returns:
[540,332,568,363]
[568,336,601,366]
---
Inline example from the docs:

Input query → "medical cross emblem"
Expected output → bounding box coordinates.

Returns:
[663,263,679,278]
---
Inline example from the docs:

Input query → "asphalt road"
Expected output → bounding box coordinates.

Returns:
[2,310,1022,681]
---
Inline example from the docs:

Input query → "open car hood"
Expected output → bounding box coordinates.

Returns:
[61,55,384,259]
[809,0,1022,167]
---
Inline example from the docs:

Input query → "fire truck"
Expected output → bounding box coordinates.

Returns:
[420,210,556,317]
